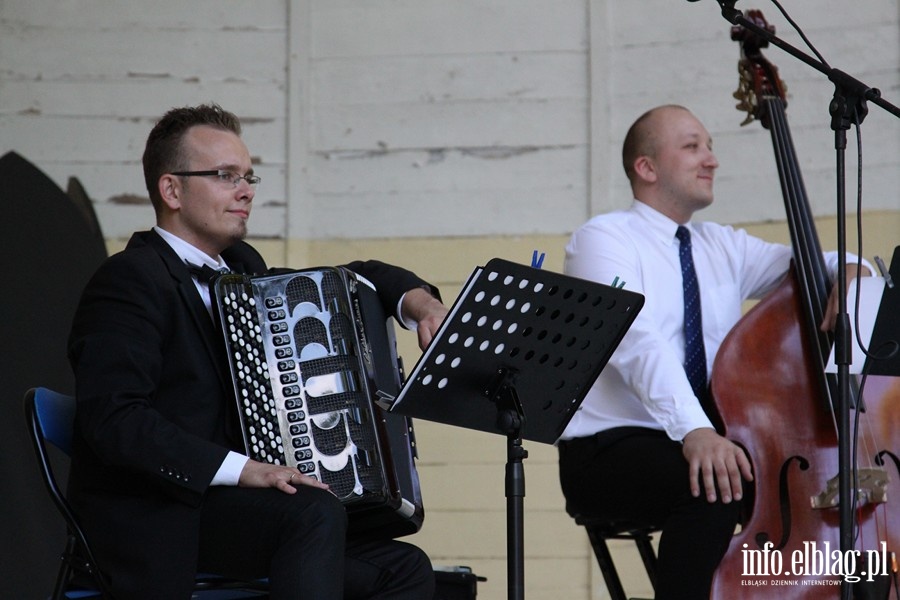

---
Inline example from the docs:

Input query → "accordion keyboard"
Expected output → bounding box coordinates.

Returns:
[214,269,389,502]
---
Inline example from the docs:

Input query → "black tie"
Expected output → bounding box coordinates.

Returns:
[186,262,229,286]
[675,226,708,402]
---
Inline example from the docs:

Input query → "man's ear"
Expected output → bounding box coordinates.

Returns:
[158,174,182,211]
[632,155,657,184]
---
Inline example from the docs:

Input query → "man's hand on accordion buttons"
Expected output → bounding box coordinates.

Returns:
[238,460,331,495]
[401,287,448,350]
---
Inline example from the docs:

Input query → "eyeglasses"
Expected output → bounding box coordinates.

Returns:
[171,169,261,190]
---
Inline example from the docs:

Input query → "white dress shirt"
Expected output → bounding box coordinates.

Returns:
[559,200,860,442]
[154,227,229,317]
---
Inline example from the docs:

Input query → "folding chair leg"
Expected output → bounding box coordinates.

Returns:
[584,526,629,600]
[634,533,659,593]
[52,535,77,600]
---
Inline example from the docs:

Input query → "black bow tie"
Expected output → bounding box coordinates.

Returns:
[186,262,230,286]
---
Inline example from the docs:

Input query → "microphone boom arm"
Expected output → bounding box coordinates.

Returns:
[714,5,899,119]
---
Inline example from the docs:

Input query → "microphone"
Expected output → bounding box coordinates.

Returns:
[685,0,738,5]
[686,0,742,23]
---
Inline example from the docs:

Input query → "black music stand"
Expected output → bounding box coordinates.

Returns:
[388,258,644,600]
[864,246,900,377]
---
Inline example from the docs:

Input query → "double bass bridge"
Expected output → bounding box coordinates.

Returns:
[811,467,890,510]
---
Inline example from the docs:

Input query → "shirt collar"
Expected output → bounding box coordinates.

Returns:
[630,200,691,246]
[153,226,228,271]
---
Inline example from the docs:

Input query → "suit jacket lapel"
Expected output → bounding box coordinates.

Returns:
[142,231,233,395]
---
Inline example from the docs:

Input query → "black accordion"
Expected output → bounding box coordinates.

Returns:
[211,267,424,540]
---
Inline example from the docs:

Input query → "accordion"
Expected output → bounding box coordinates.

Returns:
[211,267,424,540]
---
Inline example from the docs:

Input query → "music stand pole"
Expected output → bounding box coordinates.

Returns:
[487,367,528,599]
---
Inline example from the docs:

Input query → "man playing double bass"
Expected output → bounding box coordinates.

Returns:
[556,104,870,599]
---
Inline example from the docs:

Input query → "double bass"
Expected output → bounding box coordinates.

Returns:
[708,10,900,598]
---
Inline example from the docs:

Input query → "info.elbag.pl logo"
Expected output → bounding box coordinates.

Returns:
[740,541,893,587]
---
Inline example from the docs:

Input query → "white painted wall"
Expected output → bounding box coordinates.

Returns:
[4,1,896,243]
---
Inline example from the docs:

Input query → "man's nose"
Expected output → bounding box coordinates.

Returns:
[237,184,254,201]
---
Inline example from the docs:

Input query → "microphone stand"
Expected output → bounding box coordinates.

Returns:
[709,3,900,599]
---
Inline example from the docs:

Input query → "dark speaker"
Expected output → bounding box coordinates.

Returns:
[434,566,485,600]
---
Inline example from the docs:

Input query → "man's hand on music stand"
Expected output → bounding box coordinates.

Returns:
[401,287,449,350]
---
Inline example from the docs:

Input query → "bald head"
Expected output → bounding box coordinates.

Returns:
[622,104,693,187]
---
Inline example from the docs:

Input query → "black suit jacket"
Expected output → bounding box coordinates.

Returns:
[66,229,437,593]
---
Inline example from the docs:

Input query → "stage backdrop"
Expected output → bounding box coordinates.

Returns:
[0,152,107,598]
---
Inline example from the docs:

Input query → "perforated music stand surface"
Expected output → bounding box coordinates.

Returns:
[390,258,644,444]
[865,245,900,377]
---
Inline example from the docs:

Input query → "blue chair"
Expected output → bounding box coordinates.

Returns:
[24,387,269,599]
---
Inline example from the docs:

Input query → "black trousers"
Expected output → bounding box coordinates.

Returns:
[198,486,434,600]
[558,427,742,600]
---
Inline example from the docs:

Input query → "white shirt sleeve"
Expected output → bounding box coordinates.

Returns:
[210,451,250,486]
